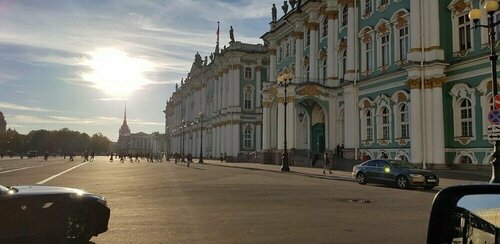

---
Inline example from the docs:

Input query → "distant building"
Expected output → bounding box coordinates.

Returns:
[117,105,164,154]
[0,111,6,134]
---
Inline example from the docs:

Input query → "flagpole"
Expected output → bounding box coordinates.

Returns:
[216,21,220,54]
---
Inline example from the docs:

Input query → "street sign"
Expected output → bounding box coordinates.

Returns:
[488,110,500,124]
[488,133,500,141]
[488,124,500,132]
[495,94,500,110]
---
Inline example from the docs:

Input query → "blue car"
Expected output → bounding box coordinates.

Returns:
[352,159,439,189]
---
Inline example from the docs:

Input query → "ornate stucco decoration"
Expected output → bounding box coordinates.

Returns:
[406,78,422,89]
[319,5,327,15]
[452,0,469,15]
[262,101,271,108]
[269,48,277,55]
[376,23,388,35]
[277,96,295,103]
[269,86,278,97]
[429,77,448,88]
[338,0,354,7]
[326,10,338,20]
[297,85,322,97]
[338,40,347,53]
[378,139,389,146]
[395,13,408,29]
[319,48,327,60]
[303,56,310,66]
[361,30,372,44]
[396,92,408,103]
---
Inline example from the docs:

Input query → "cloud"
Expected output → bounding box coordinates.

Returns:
[0,102,52,112]
[9,114,162,126]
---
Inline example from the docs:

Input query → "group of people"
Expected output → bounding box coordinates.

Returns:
[109,153,167,164]
[172,153,195,167]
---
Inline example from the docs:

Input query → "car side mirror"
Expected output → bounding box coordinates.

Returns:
[427,184,500,243]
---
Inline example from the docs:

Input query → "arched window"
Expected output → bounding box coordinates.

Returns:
[366,110,373,141]
[322,18,328,37]
[460,99,473,137]
[398,25,409,62]
[459,155,472,164]
[366,40,374,72]
[381,107,390,140]
[342,6,348,27]
[244,86,254,110]
[286,42,290,57]
[400,104,409,139]
[244,125,253,148]
[244,67,252,79]
[399,154,409,162]
[381,34,390,66]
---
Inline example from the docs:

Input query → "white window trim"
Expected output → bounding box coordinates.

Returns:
[360,0,374,19]
[453,151,478,165]
[358,98,376,145]
[391,11,410,66]
[359,27,374,75]
[243,85,255,110]
[244,66,253,80]
[375,95,392,145]
[376,20,391,71]
[448,0,474,57]
[449,83,477,145]
[478,78,497,142]
[243,124,255,149]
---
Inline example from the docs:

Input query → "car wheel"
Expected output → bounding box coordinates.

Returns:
[356,172,367,185]
[396,175,409,189]
[64,210,92,243]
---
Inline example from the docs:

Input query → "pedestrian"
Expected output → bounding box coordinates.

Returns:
[109,153,114,162]
[90,151,95,162]
[83,151,89,162]
[220,153,223,162]
[187,153,192,167]
[323,152,332,174]
[224,152,227,162]
[44,151,49,161]
[340,144,345,158]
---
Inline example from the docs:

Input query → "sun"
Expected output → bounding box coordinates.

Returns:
[82,48,154,96]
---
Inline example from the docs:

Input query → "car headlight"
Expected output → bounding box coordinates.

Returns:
[410,174,423,178]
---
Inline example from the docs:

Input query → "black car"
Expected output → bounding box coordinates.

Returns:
[352,159,439,189]
[0,184,110,243]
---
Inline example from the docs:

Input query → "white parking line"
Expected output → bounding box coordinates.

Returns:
[36,162,88,185]
[0,162,62,174]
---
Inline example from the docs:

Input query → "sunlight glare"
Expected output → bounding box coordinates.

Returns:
[82,48,154,96]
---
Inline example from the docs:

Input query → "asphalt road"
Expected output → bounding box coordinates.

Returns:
[0,157,440,244]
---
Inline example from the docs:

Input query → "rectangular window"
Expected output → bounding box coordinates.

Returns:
[366,41,373,71]
[399,26,409,61]
[382,126,389,140]
[401,124,409,138]
[461,121,473,137]
[365,0,372,15]
[367,127,373,141]
[381,35,390,66]
[458,14,471,51]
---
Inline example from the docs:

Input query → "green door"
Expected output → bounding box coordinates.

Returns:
[311,123,325,154]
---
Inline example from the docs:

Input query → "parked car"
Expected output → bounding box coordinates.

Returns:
[352,159,439,189]
[0,184,110,243]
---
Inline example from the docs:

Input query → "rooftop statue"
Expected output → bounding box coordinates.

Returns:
[204,56,208,66]
[175,83,178,91]
[229,26,235,43]
[272,4,277,22]
[296,0,302,12]
[289,0,297,9]
[180,78,184,86]
[282,1,288,14]
[209,53,214,62]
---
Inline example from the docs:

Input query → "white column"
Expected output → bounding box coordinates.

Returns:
[294,24,304,81]
[326,10,339,86]
[408,0,422,62]
[263,105,271,150]
[425,0,444,61]
[233,63,240,107]
[256,62,262,107]
[269,40,277,83]
[256,124,262,150]
[343,84,357,149]
[228,67,234,109]
[217,76,222,111]
[309,22,319,81]
[212,127,217,156]
[409,83,423,165]
[432,81,445,165]
[285,93,296,149]
[232,123,239,157]
[424,87,433,167]
[217,126,222,156]
[328,96,338,150]
[345,4,356,81]
[277,98,285,150]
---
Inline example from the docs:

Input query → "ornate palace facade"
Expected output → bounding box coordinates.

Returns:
[166,0,499,168]
[164,43,267,160]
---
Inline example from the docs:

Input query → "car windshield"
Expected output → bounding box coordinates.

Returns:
[388,160,418,169]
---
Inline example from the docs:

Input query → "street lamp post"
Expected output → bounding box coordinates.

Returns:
[198,112,205,164]
[277,71,294,172]
[470,0,500,183]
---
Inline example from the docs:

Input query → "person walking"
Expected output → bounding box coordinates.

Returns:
[90,151,95,162]
[323,152,332,174]
[186,153,192,167]
[109,153,114,162]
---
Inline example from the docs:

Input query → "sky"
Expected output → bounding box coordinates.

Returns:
[0,0,277,141]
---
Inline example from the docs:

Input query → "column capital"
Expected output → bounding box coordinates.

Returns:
[268,48,277,55]
[293,31,304,39]
[307,22,319,31]
[325,10,338,20]
[407,78,422,89]
[429,77,447,88]
[338,0,354,7]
